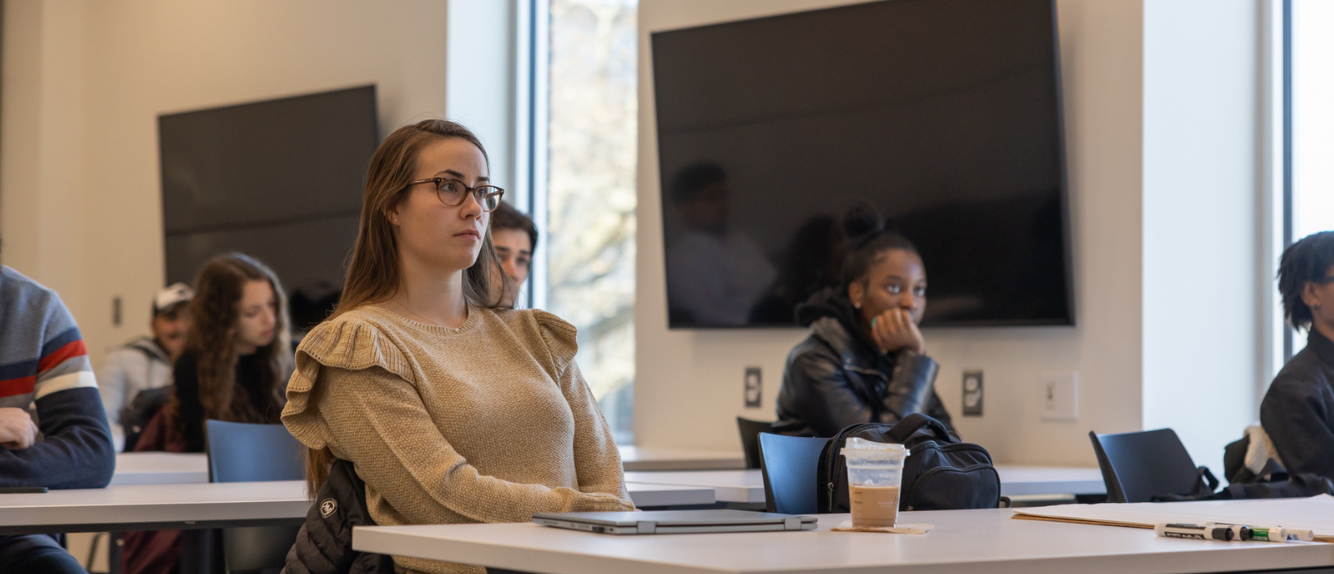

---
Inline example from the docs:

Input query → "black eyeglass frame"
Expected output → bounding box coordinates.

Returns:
[404,177,505,211]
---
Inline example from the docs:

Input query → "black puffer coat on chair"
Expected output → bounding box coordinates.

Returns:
[283,459,394,574]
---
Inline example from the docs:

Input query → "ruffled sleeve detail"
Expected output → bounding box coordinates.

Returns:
[282,314,412,450]
[530,309,579,379]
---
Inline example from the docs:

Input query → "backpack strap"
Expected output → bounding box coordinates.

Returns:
[1192,466,1220,496]
[885,413,952,444]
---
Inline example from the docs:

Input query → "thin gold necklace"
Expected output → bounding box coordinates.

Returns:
[391,300,465,332]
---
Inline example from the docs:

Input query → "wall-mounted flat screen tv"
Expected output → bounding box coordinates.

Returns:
[653,0,1072,328]
[159,85,378,329]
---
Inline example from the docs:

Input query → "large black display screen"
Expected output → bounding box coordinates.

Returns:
[160,85,378,329]
[653,0,1072,328]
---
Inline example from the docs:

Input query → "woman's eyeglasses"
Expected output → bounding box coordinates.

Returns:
[404,177,504,212]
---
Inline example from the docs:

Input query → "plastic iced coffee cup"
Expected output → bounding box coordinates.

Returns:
[841,438,910,528]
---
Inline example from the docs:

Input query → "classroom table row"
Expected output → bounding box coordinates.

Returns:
[0,451,1104,537]
[0,451,1167,574]
[17,452,1324,574]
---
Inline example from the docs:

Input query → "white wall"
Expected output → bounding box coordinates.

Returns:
[1142,0,1265,471]
[1,0,86,299]
[2,0,452,364]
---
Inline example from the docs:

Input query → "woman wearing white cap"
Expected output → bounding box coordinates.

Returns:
[95,283,193,450]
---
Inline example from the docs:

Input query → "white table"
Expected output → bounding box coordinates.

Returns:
[110,452,209,486]
[623,466,1105,505]
[353,507,1334,574]
[625,483,714,507]
[995,465,1105,497]
[617,446,746,471]
[0,480,309,535]
[624,470,766,504]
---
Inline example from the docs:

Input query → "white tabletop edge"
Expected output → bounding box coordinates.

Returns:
[351,510,1334,574]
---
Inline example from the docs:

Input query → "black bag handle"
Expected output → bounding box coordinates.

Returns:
[1193,466,1220,496]
[885,413,953,444]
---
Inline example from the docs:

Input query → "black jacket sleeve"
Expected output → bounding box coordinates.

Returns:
[883,350,940,424]
[173,352,207,453]
[1261,374,1334,481]
[0,387,115,489]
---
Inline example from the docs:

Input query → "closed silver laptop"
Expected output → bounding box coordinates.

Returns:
[531,509,818,535]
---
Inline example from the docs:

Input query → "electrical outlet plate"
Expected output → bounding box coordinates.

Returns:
[1041,372,1078,421]
[744,367,762,408]
[962,370,983,416]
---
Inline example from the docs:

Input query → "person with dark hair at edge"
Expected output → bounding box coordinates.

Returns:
[490,201,539,307]
[1262,230,1334,482]
[97,283,193,449]
[282,120,632,574]
[665,162,775,326]
[773,205,953,438]
[0,266,115,573]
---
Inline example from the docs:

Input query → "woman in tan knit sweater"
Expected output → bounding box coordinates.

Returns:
[281,120,634,574]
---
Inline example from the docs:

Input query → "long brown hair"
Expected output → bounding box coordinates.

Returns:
[182,252,292,425]
[306,119,510,494]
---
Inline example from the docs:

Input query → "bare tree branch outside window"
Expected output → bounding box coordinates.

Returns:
[547,0,638,441]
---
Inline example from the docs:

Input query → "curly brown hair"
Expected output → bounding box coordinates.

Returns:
[183,252,292,425]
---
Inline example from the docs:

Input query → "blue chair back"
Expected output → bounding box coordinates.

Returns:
[1089,428,1199,503]
[206,420,304,574]
[758,433,830,514]
[206,420,304,483]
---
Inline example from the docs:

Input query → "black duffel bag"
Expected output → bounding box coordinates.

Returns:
[817,413,1001,512]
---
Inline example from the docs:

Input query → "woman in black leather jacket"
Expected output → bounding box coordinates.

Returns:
[774,216,952,437]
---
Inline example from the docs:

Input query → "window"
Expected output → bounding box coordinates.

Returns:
[1287,0,1334,357]
[536,0,638,442]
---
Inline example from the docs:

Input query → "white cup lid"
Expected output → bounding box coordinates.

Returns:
[840,437,909,458]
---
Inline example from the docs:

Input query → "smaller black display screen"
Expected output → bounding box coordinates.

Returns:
[159,86,378,329]
[652,0,1072,328]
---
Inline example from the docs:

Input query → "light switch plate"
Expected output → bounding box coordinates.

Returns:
[744,367,762,408]
[1041,372,1078,421]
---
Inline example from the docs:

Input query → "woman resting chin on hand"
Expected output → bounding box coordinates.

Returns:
[281,120,633,574]
[773,208,953,438]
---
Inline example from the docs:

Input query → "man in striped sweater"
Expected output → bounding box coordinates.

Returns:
[0,266,116,573]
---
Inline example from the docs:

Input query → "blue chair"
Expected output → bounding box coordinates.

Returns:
[206,420,304,574]
[1089,428,1213,503]
[758,433,830,514]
